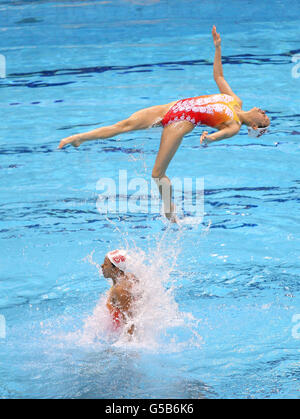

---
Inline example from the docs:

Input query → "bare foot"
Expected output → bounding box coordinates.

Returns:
[165,213,178,224]
[58,135,85,149]
[165,203,178,224]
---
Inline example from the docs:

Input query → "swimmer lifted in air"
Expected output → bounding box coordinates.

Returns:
[59,26,270,223]
[102,249,137,335]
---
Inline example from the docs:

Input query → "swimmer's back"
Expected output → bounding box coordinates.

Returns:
[107,277,136,319]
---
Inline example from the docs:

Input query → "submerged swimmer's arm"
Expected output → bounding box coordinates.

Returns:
[212,26,243,108]
[200,125,240,145]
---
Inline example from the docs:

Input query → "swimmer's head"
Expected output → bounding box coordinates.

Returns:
[247,107,270,137]
[101,249,128,279]
[101,256,117,279]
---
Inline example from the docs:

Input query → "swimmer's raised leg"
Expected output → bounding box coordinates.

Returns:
[152,121,194,222]
[58,103,175,149]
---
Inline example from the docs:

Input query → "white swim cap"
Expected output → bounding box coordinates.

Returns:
[248,126,269,138]
[106,249,129,272]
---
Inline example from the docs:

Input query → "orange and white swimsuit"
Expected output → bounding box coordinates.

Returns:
[162,94,241,128]
[107,302,123,331]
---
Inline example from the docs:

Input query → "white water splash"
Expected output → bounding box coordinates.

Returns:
[78,234,203,352]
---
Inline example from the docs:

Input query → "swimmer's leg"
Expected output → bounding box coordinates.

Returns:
[58,104,171,149]
[152,121,195,222]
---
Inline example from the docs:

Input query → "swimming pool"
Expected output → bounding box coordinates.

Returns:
[0,0,299,399]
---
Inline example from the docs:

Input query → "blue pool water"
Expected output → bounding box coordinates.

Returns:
[0,0,300,399]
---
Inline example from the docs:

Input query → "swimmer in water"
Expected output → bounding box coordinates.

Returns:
[59,25,270,223]
[102,249,137,335]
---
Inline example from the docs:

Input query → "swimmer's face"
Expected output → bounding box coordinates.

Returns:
[101,257,115,278]
[250,107,270,129]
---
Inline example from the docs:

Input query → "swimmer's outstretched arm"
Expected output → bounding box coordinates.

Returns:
[200,125,240,146]
[212,25,243,108]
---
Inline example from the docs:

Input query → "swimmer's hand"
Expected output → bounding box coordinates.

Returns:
[127,324,135,336]
[200,131,209,147]
[58,135,85,149]
[212,25,221,48]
